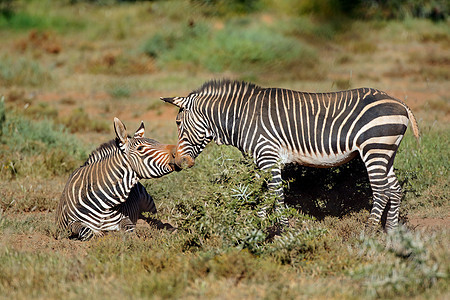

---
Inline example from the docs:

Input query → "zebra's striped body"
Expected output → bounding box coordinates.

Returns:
[56,118,176,240]
[161,80,419,231]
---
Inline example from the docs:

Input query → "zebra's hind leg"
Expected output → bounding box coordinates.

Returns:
[385,174,402,231]
[362,156,391,229]
[361,138,404,231]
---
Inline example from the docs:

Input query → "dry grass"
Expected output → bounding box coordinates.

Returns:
[0,1,449,299]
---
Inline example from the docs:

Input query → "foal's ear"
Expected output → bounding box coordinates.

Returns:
[114,117,128,147]
[134,121,145,138]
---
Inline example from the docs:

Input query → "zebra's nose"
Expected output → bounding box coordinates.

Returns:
[176,155,195,170]
[169,161,182,172]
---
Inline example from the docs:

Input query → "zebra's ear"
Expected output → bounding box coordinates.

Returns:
[134,121,145,138]
[114,117,128,147]
[160,96,184,108]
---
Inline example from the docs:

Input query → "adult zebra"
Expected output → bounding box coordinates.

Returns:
[56,118,177,240]
[161,79,419,231]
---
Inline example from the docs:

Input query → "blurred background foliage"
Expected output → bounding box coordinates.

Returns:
[1,0,445,19]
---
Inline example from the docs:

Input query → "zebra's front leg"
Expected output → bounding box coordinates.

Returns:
[269,166,289,226]
[119,217,136,233]
[257,158,288,226]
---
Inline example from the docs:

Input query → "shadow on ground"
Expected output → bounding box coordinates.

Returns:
[283,157,373,221]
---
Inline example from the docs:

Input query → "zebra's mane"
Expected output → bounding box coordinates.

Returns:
[82,139,121,167]
[192,79,261,95]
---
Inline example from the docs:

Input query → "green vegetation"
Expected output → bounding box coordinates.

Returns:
[0,0,448,299]
[0,102,87,180]
[396,126,449,217]
[142,20,321,79]
[0,56,51,87]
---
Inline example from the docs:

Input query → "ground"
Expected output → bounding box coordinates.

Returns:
[0,2,448,298]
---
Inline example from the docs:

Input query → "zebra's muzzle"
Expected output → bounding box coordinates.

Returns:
[169,162,182,172]
[174,155,195,170]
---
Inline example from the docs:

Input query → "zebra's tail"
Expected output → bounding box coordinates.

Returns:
[405,105,420,143]
[390,94,420,143]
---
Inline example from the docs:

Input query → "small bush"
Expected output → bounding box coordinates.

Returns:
[142,20,322,80]
[108,85,132,99]
[193,0,261,15]
[0,10,85,32]
[0,107,87,179]
[264,226,328,265]
[356,0,448,21]
[0,56,51,87]
[24,102,58,120]
[147,144,312,255]
[59,107,109,133]
[352,226,446,298]
[0,0,14,17]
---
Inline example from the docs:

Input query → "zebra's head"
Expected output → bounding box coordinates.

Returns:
[113,117,179,178]
[160,94,213,170]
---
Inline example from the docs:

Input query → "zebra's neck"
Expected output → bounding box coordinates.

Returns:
[81,139,138,206]
[199,81,258,151]
[83,139,121,166]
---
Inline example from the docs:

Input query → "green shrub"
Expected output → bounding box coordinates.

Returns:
[264,226,328,265]
[143,20,321,79]
[357,0,448,21]
[0,56,51,87]
[0,9,85,31]
[352,226,447,298]
[0,107,87,179]
[107,85,132,99]
[193,0,261,15]
[146,144,313,254]
[24,102,58,120]
[59,107,109,133]
[0,0,14,17]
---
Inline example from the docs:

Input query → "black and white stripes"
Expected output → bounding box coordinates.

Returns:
[56,118,176,240]
[162,80,419,230]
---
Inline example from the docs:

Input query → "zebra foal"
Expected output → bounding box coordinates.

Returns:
[56,118,177,240]
[161,80,419,231]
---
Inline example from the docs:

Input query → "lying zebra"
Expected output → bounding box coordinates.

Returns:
[56,117,177,240]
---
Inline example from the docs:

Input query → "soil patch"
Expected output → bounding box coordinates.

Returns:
[408,216,450,230]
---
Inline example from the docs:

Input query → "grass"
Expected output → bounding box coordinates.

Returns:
[0,102,87,180]
[0,0,448,299]
[141,18,323,80]
[395,125,449,218]
[0,10,84,32]
[0,112,448,297]
[0,101,447,299]
[0,56,51,87]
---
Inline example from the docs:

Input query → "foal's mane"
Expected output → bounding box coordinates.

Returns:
[82,139,121,167]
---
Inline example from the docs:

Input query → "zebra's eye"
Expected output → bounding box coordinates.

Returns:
[137,145,144,151]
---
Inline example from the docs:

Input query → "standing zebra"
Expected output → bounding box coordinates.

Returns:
[56,118,177,240]
[161,79,419,231]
